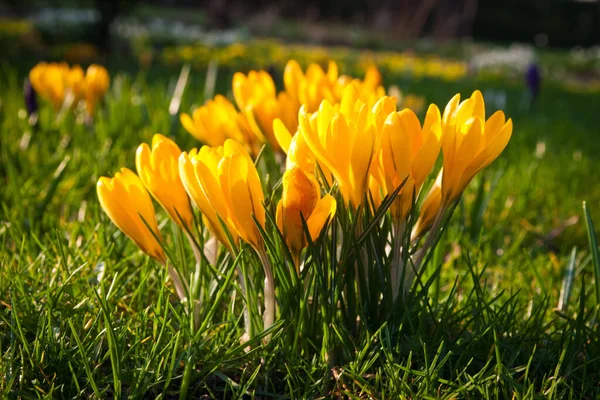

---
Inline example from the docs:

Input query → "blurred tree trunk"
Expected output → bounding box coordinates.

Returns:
[387,0,439,40]
[94,0,123,53]
[433,0,478,41]
[206,0,232,28]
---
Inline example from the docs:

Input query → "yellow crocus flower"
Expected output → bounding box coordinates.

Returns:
[336,65,386,109]
[300,86,395,208]
[29,61,108,115]
[440,90,513,205]
[244,96,282,152]
[179,149,235,249]
[299,102,367,207]
[232,70,276,111]
[233,69,288,152]
[66,65,85,103]
[284,59,352,116]
[380,105,442,221]
[276,166,336,267]
[187,140,265,250]
[282,59,305,106]
[136,134,194,229]
[218,140,266,250]
[29,62,73,110]
[190,140,274,333]
[84,64,109,115]
[97,168,165,263]
[180,95,254,148]
[189,145,240,240]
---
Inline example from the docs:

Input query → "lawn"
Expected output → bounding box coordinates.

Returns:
[1,52,600,398]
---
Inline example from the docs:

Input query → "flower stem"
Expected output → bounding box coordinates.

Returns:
[185,232,204,332]
[391,220,405,301]
[257,247,276,341]
[167,264,189,304]
[237,262,252,341]
[412,205,447,279]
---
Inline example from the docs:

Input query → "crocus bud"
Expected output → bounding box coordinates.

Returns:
[276,166,336,266]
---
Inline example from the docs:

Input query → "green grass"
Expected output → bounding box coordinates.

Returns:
[1,59,600,398]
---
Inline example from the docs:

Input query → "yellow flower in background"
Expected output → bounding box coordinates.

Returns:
[276,166,336,267]
[282,59,305,106]
[180,95,255,148]
[29,61,109,115]
[244,95,283,152]
[284,60,386,114]
[84,64,109,115]
[136,134,194,229]
[97,168,165,263]
[66,65,85,102]
[233,69,287,152]
[379,105,442,221]
[440,90,513,205]
[29,62,73,110]
[233,70,276,110]
[284,60,338,113]
[336,65,386,108]
[179,149,234,248]
[411,170,442,241]
[276,91,300,135]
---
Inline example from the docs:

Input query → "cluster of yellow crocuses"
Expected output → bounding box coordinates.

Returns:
[29,62,109,116]
[97,59,512,338]
[180,60,385,157]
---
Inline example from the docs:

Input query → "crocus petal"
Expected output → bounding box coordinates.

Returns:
[274,118,293,154]
[306,194,336,241]
[97,168,165,262]
[460,118,513,190]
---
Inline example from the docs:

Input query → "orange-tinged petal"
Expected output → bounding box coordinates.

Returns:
[306,194,336,241]
[278,167,319,253]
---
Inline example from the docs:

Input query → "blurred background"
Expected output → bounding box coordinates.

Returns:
[0,0,599,90]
